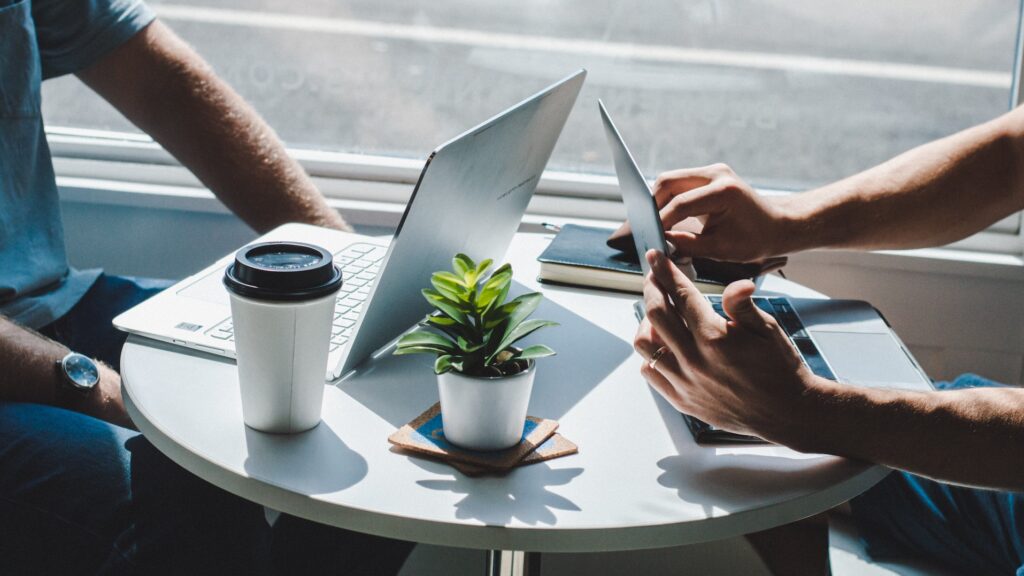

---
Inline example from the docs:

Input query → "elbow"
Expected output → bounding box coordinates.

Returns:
[991,108,1024,212]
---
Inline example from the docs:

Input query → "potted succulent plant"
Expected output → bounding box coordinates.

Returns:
[394,254,557,451]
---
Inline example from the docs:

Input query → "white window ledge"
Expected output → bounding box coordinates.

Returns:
[57,176,1024,284]
[49,130,1023,258]
[789,247,1024,283]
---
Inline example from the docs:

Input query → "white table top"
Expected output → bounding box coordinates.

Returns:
[121,232,888,553]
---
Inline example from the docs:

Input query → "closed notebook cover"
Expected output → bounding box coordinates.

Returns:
[537,224,784,291]
[539,224,645,275]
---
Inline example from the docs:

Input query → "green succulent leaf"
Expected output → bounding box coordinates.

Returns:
[394,330,458,355]
[423,288,470,311]
[449,255,489,289]
[485,262,512,281]
[477,264,512,311]
[498,292,543,332]
[435,354,467,375]
[423,314,471,339]
[394,345,447,356]
[430,278,465,304]
[456,336,486,353]
[483,304,513,330]
[434,354,458,374]
[452,253,475,278]
[514,344,557,360]
[488,319,559,363]
[481,281,511,318]
[474,258,494,279]
[394,256,556,375]
[425,314,456,326]
[433,271,467,288]
[399,330,458,347]
[422,289,469,324]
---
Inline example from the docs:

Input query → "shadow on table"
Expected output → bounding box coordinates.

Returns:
[646,379,867,516]
[338,281,634,428]
[655,452,864,515]
[409,457,584,526]
[242,421,368,495]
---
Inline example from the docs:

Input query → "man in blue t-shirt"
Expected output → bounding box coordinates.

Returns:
[0,1,412,573]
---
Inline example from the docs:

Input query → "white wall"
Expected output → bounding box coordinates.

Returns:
[60,196,1024,385]
[62,199,255,280]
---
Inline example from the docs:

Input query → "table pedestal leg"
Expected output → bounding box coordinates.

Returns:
[486,550,541,576]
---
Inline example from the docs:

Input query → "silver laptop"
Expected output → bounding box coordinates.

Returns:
[598,99,933,395]
[114,69,586,381]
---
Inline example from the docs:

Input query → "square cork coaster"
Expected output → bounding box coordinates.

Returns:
[450,433,578,477]
[388,402,559,472]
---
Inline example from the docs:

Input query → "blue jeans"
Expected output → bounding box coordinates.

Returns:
[850,374,1024,576]
[0,274,413,575]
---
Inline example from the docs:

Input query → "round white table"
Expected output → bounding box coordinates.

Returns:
[121,232,888,575]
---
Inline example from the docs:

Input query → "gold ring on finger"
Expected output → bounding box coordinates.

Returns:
[648,346,669,370]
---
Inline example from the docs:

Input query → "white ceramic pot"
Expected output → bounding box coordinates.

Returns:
[436,361,536,451]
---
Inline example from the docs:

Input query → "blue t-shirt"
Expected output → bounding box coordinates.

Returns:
[0,0,154,328]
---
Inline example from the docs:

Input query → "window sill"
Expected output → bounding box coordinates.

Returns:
[57,176,1024,284]
[788,247,1024,283]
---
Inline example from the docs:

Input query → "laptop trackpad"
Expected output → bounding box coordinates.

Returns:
[177,269,231,306]
[811,331,930,390]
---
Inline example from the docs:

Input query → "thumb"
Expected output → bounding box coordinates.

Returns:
[721,280,773,336]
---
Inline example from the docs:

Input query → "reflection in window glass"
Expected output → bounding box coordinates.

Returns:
[42,0,1017,191]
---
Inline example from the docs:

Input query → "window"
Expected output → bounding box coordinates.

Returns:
[43,1,1023,251]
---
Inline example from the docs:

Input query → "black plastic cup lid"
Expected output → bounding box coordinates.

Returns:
[223,241,342,302]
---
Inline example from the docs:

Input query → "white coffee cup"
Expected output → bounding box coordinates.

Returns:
[223,242,342,433]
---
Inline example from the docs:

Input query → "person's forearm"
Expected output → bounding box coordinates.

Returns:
[776,107,1024,252]
[0,317,69,406]
[792,379,1024,491]
[0,317,128,426]
[77,21,350,234]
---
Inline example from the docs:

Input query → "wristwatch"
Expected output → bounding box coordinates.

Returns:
[56,352,100,394]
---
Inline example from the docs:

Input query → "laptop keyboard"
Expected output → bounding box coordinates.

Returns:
[678,295,838,444]
[706,295,836,381]
[206,242,388,352]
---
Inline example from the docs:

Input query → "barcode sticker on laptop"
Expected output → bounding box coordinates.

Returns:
[175,322,203,332]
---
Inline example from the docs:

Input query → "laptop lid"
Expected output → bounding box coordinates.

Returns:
[335,69,587,378]
[598,100,696,280]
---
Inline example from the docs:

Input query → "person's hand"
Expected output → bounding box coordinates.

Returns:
[633,250,823,444]
[653,163,795,262]
[60,363,136,430]
[92,364,135,429]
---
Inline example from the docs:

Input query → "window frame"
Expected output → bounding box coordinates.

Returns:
[47,121,1024,257]
[46,0,1024,258]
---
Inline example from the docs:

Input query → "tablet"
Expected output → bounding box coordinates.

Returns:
[598,100,698,280]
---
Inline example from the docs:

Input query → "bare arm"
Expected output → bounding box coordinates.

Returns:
[802,380,1024,491]
[635,251,1024,491]
[75,21,350,233]
[647,107,1024,261]
[0,317,131,428]
[783,106,1024,251]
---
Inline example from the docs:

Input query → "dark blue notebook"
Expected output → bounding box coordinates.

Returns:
[536,224,780,294]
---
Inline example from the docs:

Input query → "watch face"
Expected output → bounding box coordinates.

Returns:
[63,353,99,390]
